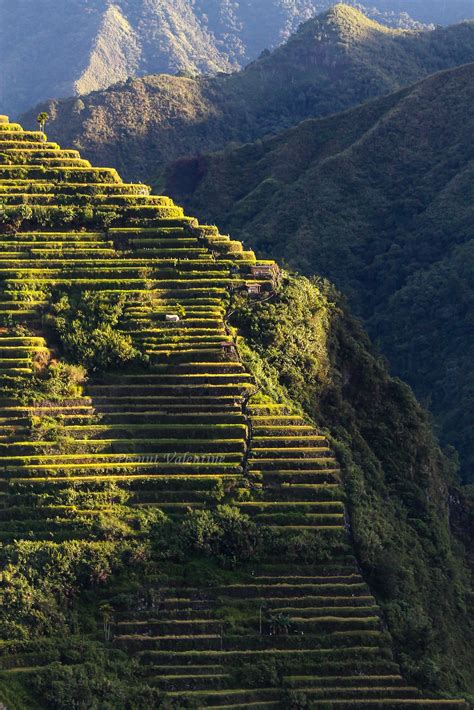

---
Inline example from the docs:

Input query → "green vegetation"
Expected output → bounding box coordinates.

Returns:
[181,505,261,565]
[35,112,49,137]
[44,291,139,370]
[21,6,474,181]
[231,274,473,692]
[167,61,474,486]
[0,116,471,709]
[16,361,87,404]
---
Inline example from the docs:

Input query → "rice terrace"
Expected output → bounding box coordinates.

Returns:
[0,1,473,708]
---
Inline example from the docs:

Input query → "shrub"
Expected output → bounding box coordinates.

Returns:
[269,527,342,563]
[181,505,261,566]
[28,656,171,710]
[0,204,32,232]
[17,361,87,405]
[233,655,281,687]
[282,689,312,709]
[44,291,139,370]
[0,540,128,640]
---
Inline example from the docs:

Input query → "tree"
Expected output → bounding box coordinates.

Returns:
[0,204,33,234]
[181,505,260,565]
[99,603,114,642]
[44,291,139,370]
[37,111,49,140]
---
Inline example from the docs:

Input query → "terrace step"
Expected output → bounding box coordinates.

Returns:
[152,673,231,691]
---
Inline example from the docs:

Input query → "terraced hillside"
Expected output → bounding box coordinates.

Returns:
[0,114,468,709]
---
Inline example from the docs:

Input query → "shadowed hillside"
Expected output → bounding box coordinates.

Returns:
[20,5,474,180]
[164,62,474,485]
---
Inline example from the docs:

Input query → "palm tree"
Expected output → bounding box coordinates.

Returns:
[36,111,49,141]
[99,602,114,642]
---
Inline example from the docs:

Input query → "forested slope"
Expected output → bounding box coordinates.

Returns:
[164,62,474,485]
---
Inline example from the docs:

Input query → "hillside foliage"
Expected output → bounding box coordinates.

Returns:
[230,273,474,692]
[165,62,474,485]
[0,115,471,707]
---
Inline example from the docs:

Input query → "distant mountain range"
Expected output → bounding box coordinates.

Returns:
[21,5,474,181]
[3,0,472,117]
[164,62,474,484]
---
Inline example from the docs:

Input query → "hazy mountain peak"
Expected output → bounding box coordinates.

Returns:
[302,2,402,42]
[74,4,141,96]
[324,2,382,25]
[24,5,474,182]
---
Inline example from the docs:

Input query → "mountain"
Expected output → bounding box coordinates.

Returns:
[163,62,474,485]
[0,0,233,117]
[0,115,471,707]
[20,5,474,181]
[0,0,436,118]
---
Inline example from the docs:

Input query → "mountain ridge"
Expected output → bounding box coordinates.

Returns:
[1,0,441,117]
[20,8,474,182]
